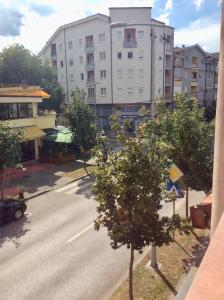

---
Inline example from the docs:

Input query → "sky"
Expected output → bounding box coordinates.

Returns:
[0,0,221,54]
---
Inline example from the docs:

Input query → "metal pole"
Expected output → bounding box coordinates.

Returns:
[211,1,224,237]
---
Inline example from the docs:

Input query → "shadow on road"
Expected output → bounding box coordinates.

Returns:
[76,176,94,199]
[0,216,30,248]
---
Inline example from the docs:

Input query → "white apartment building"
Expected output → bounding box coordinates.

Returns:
[40,7,174,129]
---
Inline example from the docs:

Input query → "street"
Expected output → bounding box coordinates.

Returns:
[0,177,204,300]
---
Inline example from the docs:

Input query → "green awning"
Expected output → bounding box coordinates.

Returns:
[43,127,73,143]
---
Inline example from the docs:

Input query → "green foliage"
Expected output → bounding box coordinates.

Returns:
[94,114,186,251]
[154,94,215,193]
[0,44,65,112]
[0,122,23,199]
[63,87,96,150]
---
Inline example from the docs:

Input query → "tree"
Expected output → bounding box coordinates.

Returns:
[154,94,215,217]
[0,123,23,200]
[93,115,188,300]
[0,44,65,112]
[64,87,96,151]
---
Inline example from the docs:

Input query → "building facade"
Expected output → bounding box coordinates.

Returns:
[174,44,218,106]
[40,7,174,129]
[0,85,56,161]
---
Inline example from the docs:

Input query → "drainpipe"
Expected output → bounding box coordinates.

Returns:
[211,2,224,237]
[63,28,69,103]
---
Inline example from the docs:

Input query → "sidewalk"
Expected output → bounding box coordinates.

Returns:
[2,159,96,200]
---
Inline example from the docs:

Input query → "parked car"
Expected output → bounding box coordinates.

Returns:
[0,200,27,223]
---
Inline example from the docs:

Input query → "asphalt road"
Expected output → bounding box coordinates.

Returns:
[0,176,204,300]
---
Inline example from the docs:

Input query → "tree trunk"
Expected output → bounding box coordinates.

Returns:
[185,186,189,218]
[150,243,158,269]
[0,170,4,201]
[129,243,134,300]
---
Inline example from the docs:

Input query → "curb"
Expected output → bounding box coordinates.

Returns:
[24,173,94,202]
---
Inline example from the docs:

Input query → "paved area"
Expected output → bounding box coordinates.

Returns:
[0,176,205,300]
[2,159,95,199]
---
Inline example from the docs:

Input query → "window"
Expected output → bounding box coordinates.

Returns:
[117,31,122,41]
[127,87,133,95]
[139,50,144,59]
[19,103,28,118]
[100,70,106,79]
[59,44,63,52]
[128,52,133,59]
[166,35,171,43]
[138,69,144,78]
[79,56,83,64]
[78,38,82,46]
[60,60,63,67]
[100,88,106,96]
[192,56,199,65]
[51,43,56,57]
[117,52,122,59]
[8,104,18,119]
[137,31,144,40]
[0,104,8,120]
[192,71,197,79]
[85,35,94,48]
[60,75,65,83]
[117,88,123,96]
[68,41,72,49]
[99,33,105,42]
[52,60,57,68]
[124,28,136,43]
[128,69,133,78]
[69,59,73,66]
[70,74,74,82]
[117,69,122,79]
[138,87,144,95]
[99,52,106,60]
[80,73,84,80]
[88,88,95,97]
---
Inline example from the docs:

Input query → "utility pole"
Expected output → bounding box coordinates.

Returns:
[211,1,224,237]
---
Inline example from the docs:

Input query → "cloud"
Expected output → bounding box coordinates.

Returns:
[157,0,173,25]
[165,0,173,11]
[28,3,56,17]
[193,0,204,11]
[0,4,23,36]
[175,16,220,52]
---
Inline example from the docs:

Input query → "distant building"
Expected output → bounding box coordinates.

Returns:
[174,44,218,106]
[0,85,56,161]
[40,7,174,129]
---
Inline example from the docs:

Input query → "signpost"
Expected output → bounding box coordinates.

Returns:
[168,164,184,240]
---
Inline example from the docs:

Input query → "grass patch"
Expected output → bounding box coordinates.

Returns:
[111,229,209,300]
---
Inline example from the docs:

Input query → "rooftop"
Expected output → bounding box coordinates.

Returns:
[0,85,50,98]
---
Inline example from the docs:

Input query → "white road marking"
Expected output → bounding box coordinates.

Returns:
[54,181,79,193]
[67,223,94,243]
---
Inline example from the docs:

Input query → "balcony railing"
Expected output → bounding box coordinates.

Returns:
[123,40,137,48]
[165,77,172,85]
[86,80,95,87]
[85,63,95,70]
[86,96,96,104]
[85,45,95,53]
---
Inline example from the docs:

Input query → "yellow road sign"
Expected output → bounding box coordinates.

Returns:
[168,163,184,183]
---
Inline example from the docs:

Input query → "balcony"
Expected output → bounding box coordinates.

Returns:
[191,81,198,86]
[85,63,95,70]
[4,113,56,130]
[123,40,137,48]
[85,45,95,53]
[192,63,199,69]
[86,80,95,87]
[86,96,96,104]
